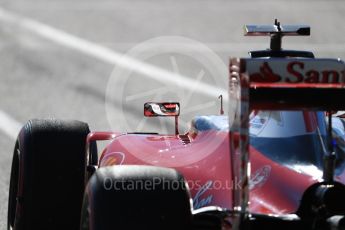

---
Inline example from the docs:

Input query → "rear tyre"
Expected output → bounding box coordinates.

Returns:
[80,165,193,230]
[7,119,90,230]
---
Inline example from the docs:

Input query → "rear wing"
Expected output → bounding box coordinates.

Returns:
[230,58,345,110]
[228,58,345,229]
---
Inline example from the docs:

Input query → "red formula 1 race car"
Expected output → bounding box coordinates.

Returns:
[7,22,345,230]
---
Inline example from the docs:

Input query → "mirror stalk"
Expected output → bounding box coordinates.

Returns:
[218,95,224,115]
[175,116,179,135]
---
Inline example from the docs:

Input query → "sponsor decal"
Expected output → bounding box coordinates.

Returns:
[193,181,213,209]
[100,152,125,167]
[249,165,271,190]
[285,61,342,83]
[250,62,281,83]
[250,115,267,130]
[249,111,270,136]
[248,60,345,84]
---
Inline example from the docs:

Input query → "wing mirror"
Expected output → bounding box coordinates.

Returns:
[144,102,180,134]
[144,102,180,117]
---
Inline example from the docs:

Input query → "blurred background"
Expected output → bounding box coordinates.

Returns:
[0,0,344,227]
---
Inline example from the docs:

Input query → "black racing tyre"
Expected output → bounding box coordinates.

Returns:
[80,165,193,230]
[7,119,90,230]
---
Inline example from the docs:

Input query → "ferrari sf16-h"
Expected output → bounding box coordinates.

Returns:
[7,21,345,230]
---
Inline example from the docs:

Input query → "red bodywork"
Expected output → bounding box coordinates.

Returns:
[87,58,345,216]
[88,123,345,215]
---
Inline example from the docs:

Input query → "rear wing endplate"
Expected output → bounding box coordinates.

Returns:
[231,58,345,110]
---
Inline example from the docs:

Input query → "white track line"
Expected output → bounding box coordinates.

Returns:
[0,110,22,140]
[0,7,227,99]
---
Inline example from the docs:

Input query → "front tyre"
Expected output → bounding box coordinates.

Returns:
[81,165,193,230]
[7,119,90,230]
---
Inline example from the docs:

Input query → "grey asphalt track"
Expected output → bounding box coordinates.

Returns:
[0,0,344,228]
